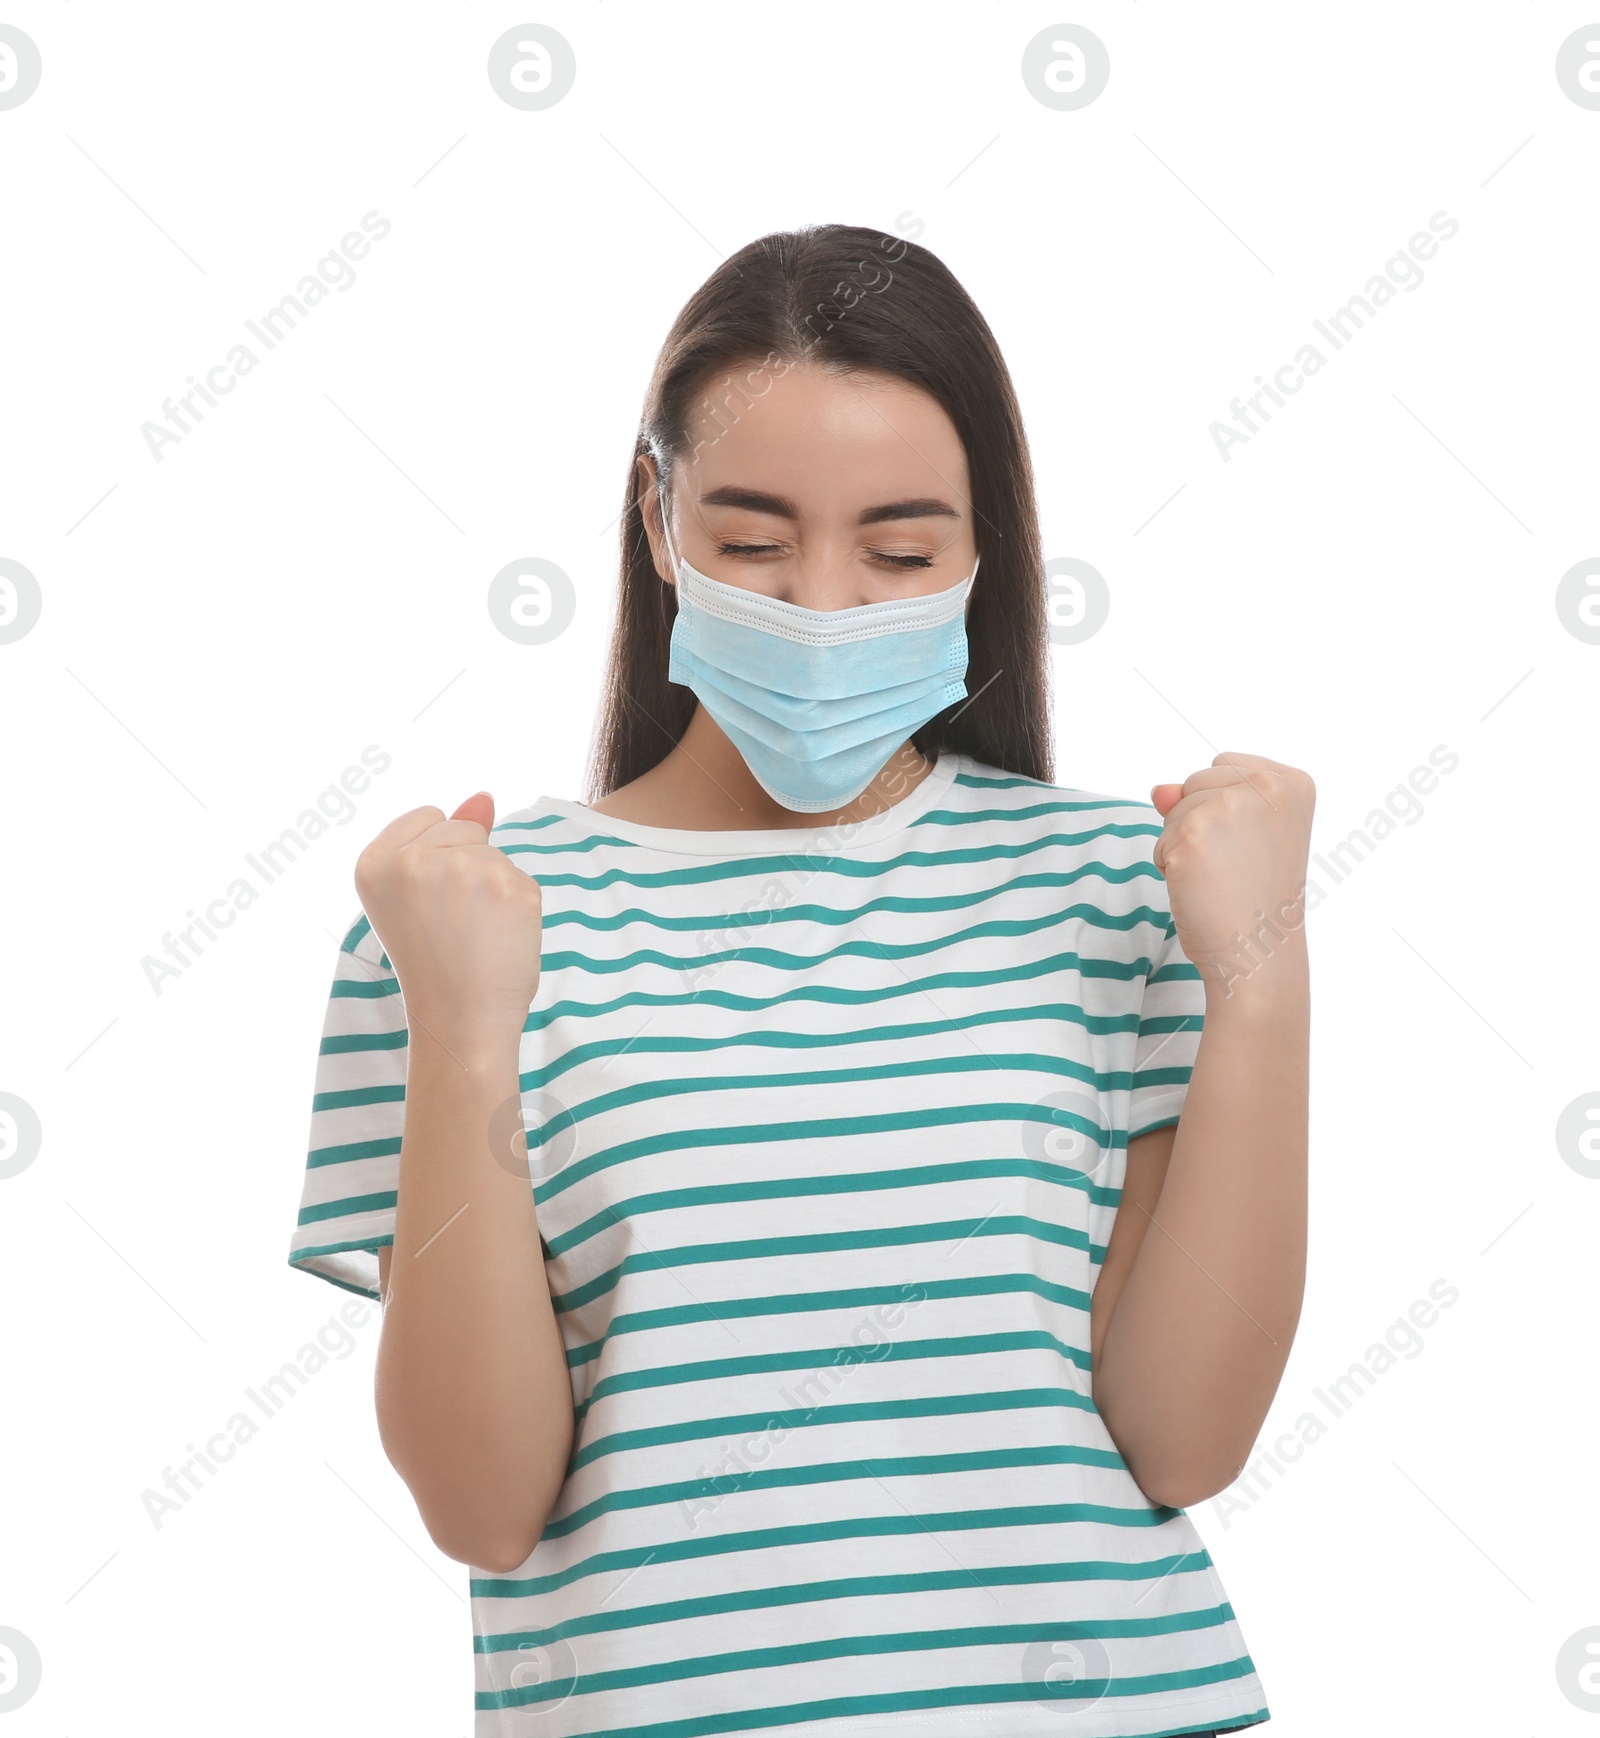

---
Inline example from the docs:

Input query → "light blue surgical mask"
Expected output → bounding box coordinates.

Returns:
[663,513,979,814]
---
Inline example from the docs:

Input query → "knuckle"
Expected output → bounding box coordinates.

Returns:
[395,847,434,887]
[354,845,386,891]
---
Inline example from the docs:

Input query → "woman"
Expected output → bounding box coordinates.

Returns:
[289,222,1312,1738]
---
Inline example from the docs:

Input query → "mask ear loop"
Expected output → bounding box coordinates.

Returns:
[657,471,685,587]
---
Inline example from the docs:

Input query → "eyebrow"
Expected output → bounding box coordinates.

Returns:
[698,484,962,526]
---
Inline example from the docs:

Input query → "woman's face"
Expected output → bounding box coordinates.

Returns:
[641,362,978,611]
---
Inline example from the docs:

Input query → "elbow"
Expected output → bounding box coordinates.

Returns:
[427,1513,544,1575]
[477,1538,538,1576]
[376,1422,566,1576]
[386,1455,555,1574]
[1137,1470,1214,1511]
[1134,1451,1250,1511]
[407,1468,555,1571]
[1095,1364,1263,1510]
[466,1535,541,1577]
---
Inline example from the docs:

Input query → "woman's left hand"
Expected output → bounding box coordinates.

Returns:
[1149,751,1316,998]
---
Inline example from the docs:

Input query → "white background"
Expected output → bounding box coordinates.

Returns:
[2,4,1596,1733]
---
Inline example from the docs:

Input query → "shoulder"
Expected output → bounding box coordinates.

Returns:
[488,795,574,845]
[953,756,1163,850]
[952,759,1172,937]
[489,795,614,851]
[485,795,637,880]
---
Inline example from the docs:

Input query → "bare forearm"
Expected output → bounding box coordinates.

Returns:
[375,1027,574,1569]
[1096,947,1310,1506]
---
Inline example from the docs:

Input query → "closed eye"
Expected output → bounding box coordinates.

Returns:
[713,541,934,570]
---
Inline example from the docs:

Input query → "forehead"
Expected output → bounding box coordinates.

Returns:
[682,363,970,508]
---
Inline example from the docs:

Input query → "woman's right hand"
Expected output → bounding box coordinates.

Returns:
[354,791,542,1055]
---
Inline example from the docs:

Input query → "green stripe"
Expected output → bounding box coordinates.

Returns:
[480,1609,1250,1710]
[318,1027,405,1056]
[543,1123,1114,1257]
[523,999,1156,1092]
[296,1188,397,1225]
[566,1272,1092,1372]
[534,870,1168,945]
[551,1212,1090,1313]
[327,975,399,1000]
[492,786,1145,849]
[528,946,1166,1034]
[536,1099,1120,1211]
[497,1688,1270,1738]
[489,810,569,836]
[291,1233,391,1260]
[544,1442,1122,1538]
[569,1386,1096,1473]
[474,1495,1186,1598]
[500,818,1163,894]
[307,1008,1192,1117]
[303,1137,401,1172]
[473,1550,1219,1649]
[578,1327,1089,1408]
[303,1028,1191,1176]
[484,1666,1259,1730]
[312,959,1183,1059]
[311,1084,404,1113]
[532,1048,1127,1124]
[338,913,372,951]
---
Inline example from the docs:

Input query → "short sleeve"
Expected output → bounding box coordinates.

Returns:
[1127,898,1207,1142]
[286,909,407,1301]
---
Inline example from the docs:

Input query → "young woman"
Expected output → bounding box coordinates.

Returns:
[289,222,1312,1738]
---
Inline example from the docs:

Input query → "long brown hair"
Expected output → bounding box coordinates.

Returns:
[584,221,1054,802]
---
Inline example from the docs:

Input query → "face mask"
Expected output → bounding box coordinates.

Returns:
[662,507,979,814]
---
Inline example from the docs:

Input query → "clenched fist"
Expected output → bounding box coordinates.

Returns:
[1149,752,1315,997]
[354,791,544,1055]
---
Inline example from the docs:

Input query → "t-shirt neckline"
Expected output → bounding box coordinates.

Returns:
[537,750,963,857]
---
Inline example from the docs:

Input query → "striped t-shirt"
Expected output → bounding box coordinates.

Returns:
[288,748,1270,1738]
